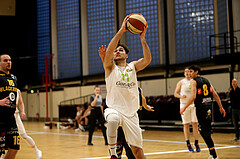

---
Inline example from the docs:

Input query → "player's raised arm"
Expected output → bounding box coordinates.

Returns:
[133,23,151,72]
[104,16,129,77]
[98,45,106,63]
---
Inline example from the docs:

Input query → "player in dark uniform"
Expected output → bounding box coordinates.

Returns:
[180,65,226,159]
[0,54,19,158]
[116,127,135,159]
[116,87,154,159]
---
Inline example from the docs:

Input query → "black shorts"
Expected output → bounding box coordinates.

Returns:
[0,127,20,151]
[196,104,213,135]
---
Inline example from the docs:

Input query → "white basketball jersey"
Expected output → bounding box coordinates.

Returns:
[105,62,139,117]
[180,78,194,107]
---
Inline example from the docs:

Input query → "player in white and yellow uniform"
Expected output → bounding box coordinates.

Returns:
[174,68,200,152]
[100,15,151,159]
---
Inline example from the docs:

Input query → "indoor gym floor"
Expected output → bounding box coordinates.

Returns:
[12,121,240,159]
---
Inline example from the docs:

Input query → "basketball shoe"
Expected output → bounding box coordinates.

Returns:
[187,144,194,152]
[35,149,42,159]
[110,155,118,159]
[194,143,201,152]
[208,155,219,159]
[232,137,240,142]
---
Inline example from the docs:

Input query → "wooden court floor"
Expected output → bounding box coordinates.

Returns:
[12,121,240,159]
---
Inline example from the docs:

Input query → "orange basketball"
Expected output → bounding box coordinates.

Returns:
[126,13,147,34]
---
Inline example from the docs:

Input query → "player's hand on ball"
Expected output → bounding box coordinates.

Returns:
[139,22,147,39]
[120,15,129,32]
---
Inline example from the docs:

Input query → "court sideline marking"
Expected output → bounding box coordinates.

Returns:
[78,145,239,159]
[27,131,240,158]
[27,130,240,148]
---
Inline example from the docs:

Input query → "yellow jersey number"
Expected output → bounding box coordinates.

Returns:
[203,84,209,96]
[13,136,20,145]
[7,79,15,86]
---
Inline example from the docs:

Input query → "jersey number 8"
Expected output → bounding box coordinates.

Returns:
[203,84,209,96]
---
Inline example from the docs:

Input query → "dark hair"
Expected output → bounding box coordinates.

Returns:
[94,85,100,89]
[116,43,130,54]
[188,65,201,74]
[0,54,10,61]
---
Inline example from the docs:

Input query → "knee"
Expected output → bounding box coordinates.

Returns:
[106,114,120,138]
[192,123,198,129]
[192,122,198,126]
[11,149,18,153]
[8,149,18,155]
[20,133,27,139]
[184,123,190,128]
[108,119,119,127]
[206,138,214,148]
[200,132,214,148]
[107,114,120,127]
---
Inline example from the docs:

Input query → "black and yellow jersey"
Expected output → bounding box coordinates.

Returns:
[0,71,17,128]
[194,76,213,107]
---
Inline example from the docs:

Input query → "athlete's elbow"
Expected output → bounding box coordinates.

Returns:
[145,57,151,66]
[191,94,196,100]
[148,56,152,64]
[174,93,178,98]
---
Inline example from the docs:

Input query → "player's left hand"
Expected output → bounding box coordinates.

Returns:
[180,107,185,115]
[98,45,106,62]
[219,107,226,117]
[145,105,154,111]
[20,112,26,119]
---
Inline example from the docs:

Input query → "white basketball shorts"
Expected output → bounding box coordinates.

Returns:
[104,108,143,148]
[180,104,198,124]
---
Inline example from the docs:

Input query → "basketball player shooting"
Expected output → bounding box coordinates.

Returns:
[101,15,151,159]
[99,46,154,159]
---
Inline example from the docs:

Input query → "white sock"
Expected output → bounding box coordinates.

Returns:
[109,145,117,156]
